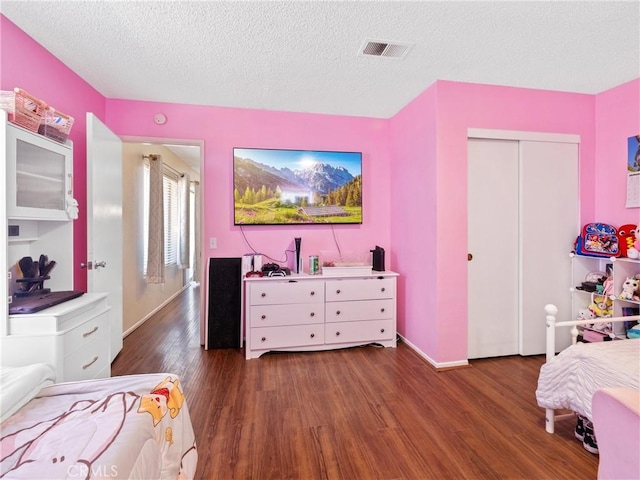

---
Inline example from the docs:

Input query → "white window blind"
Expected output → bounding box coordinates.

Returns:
[163,172,179,266]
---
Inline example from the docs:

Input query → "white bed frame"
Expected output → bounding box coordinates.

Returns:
[543,303,640,433]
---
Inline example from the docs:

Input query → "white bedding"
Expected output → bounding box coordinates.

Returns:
[536,338,640,420]
[0,372,197,479]
[0,363,56,423]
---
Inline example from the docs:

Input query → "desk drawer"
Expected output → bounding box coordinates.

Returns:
[63,309,110,354]
[63,336,110,381]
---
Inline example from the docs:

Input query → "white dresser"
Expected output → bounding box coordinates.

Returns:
[2,293,111,381]
[244,272,398,359]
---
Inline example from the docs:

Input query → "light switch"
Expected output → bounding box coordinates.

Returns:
[209,237,217,249]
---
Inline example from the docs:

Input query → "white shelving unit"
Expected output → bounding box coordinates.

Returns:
[1,112,111,381]
[570,253,640,339]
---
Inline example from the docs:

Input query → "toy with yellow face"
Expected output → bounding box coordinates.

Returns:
[137,376,184,426]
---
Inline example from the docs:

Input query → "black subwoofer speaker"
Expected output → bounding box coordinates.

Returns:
[207,257,242,349]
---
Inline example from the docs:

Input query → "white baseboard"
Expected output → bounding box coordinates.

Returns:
[122,284,190,338]
[399,334,469,370]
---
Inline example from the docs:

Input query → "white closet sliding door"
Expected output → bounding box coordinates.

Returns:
[468,139,520,359]
[467,132,578,359]
[519,140,578,355]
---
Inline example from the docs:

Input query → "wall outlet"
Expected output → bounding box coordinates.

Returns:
[209,237,217,249]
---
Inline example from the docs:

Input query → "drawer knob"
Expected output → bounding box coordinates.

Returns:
[82,356,99,370]
[310,291,315,296]
[336,331,340,336]
[336,289,341,294]
[261,293,266,297]
[380,308,385,313]
[310,333,315,338]
[82,326,99,337]
[261,315,266,320]
[261,337,266,342]
[336,310,341,315]
[380,328,385,333]
[381,287,386,292]
[310,312,315,317]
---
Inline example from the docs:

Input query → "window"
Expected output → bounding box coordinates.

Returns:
[143,162,180,275]
[163,172,179,265]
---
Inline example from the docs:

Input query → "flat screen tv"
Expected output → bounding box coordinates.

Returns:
[233,147,362,225]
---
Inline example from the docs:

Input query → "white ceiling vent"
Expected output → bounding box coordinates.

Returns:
[359,40,413,59]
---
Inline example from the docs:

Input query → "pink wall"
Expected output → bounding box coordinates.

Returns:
[1,15,106,291]
[389,84,438,355]
[105,99,393,271]
[594,78,640,226]
[391,80,597,364]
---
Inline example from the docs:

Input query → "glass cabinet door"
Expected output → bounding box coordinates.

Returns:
[6,124,72,220]
[16,138,66,211]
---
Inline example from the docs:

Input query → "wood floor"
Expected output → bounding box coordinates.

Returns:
[112,285,599,480]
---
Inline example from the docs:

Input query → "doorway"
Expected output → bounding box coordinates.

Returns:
[120,140,203,336]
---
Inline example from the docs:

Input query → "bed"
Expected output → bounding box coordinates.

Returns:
[0,364,197,479]
[536,304,640,434]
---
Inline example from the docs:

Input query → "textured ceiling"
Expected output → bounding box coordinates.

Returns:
[1,1,639,119]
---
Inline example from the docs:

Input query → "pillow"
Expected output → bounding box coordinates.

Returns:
[0,363,56,422]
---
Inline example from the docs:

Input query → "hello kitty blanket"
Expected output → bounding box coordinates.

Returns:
[0,368,197,479]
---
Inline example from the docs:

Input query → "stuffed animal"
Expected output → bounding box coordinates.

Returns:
[577,309,596,321]
[589,293,613,317]
[627,226,640,259]
[618,276,640,301]
[617,224,638,257]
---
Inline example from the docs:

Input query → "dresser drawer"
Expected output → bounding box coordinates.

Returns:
[325,319,394,344]
[325,278,395,302]
[63,309,110,353]
[63,335,110,381]
[251,324,325,350]
[250,281,324,305]
[325,299,394,323]
[250,303,325,327]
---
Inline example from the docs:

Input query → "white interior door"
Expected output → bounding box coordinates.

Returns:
[468,139,520,359]
[520,141,578,355]
[87,113,123,362]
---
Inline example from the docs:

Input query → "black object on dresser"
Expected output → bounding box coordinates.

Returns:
[207,257,242,349]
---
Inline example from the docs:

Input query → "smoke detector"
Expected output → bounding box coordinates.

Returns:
[359,40,413,59]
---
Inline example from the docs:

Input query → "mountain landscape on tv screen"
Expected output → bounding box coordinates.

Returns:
[234,156,362,225]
